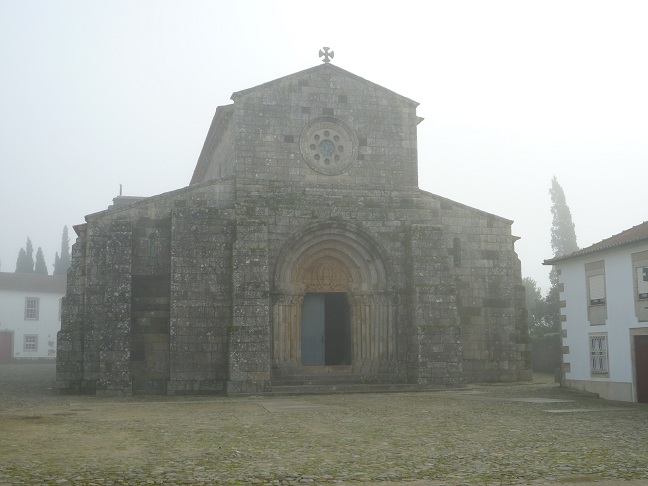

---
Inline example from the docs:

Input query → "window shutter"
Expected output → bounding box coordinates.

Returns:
[637,267,648,299]
[588,274,605,304]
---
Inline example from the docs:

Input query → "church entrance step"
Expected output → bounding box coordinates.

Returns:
[270,373,401,387]
[265,382,450,396]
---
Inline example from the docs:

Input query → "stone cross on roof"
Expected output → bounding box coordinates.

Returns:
[319,47,334,63]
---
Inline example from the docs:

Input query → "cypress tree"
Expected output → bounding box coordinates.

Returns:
[34,247,48,275]
[53,226,71,276]
[15,248,30,273]
[25,238,34,274]
[549,176,578,258]
[545,176,579,332]
[15,238,35,273]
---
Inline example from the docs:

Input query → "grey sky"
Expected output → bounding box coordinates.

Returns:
[1,1,646,292]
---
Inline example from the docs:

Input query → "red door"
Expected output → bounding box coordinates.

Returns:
[635,335,648,404]
[0,331,14,364]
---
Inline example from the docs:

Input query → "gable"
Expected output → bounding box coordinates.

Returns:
[191,63,423,189]
[231,63,419,108]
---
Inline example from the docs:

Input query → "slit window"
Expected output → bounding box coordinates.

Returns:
[148,234,157,266]
[453,238,461,267]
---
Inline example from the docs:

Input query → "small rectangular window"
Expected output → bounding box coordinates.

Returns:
[588,274,606,305]
[589,334,609,373]
[24,335,38,352]
[637,267,648,300]
[24,297,39,320]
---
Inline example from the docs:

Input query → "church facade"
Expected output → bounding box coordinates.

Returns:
[56,61,530,396]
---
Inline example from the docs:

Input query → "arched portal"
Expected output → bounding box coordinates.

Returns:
[272,222,395,374]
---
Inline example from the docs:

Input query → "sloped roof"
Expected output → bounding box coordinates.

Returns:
[544,220,648,264]
[0,272,66,293]
[84,177,229,222]
[109,195,147,209]
[420,190,514,225]
[231,63,419,107]
[190,104,234,185]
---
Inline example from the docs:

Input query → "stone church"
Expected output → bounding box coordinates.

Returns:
[56,56,531,396]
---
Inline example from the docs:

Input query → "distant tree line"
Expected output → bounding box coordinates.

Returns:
[523,177,578,373]
[14,226,71,276]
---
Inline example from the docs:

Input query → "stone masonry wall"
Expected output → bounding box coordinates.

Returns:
[55,226,88,393]
[168,207,235,395]
[432,194,530,382]
[227,205,271,394]
[130,217,172,395]
[94,220,133,396]
[407,223,464,386]
[56,180,236,396]
[231,65,419,195]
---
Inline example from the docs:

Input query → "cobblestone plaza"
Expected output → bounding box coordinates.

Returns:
[2,365,648,485]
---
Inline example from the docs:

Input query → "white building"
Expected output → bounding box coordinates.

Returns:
[545,221,648,403]
[0,272,66,363]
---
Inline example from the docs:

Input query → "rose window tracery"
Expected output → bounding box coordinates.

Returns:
[300,117,358,175]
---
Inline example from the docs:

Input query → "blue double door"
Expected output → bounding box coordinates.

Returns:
[301,292,351,366]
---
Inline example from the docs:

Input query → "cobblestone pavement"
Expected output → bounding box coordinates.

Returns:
[1,365,648,485]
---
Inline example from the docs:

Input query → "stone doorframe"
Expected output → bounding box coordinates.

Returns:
[272,222,395,372]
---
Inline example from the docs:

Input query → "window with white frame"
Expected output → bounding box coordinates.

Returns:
[589,334,609,374]
[24,297,39,320]
[637,267,648,300]
[24,334,38,352]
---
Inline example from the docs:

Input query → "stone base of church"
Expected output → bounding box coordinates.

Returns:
[166,380,225,396]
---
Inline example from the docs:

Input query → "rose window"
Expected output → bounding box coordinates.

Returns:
[300,118,358,175]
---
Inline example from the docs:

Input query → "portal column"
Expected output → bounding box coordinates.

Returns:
[273,293,303,366]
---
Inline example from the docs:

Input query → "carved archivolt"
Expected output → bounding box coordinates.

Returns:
[272,222,394,368]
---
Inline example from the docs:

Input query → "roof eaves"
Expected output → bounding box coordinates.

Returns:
[0,273,67,293]
[543,221,648,265]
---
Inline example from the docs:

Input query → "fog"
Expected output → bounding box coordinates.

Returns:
[1,1,647,293]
